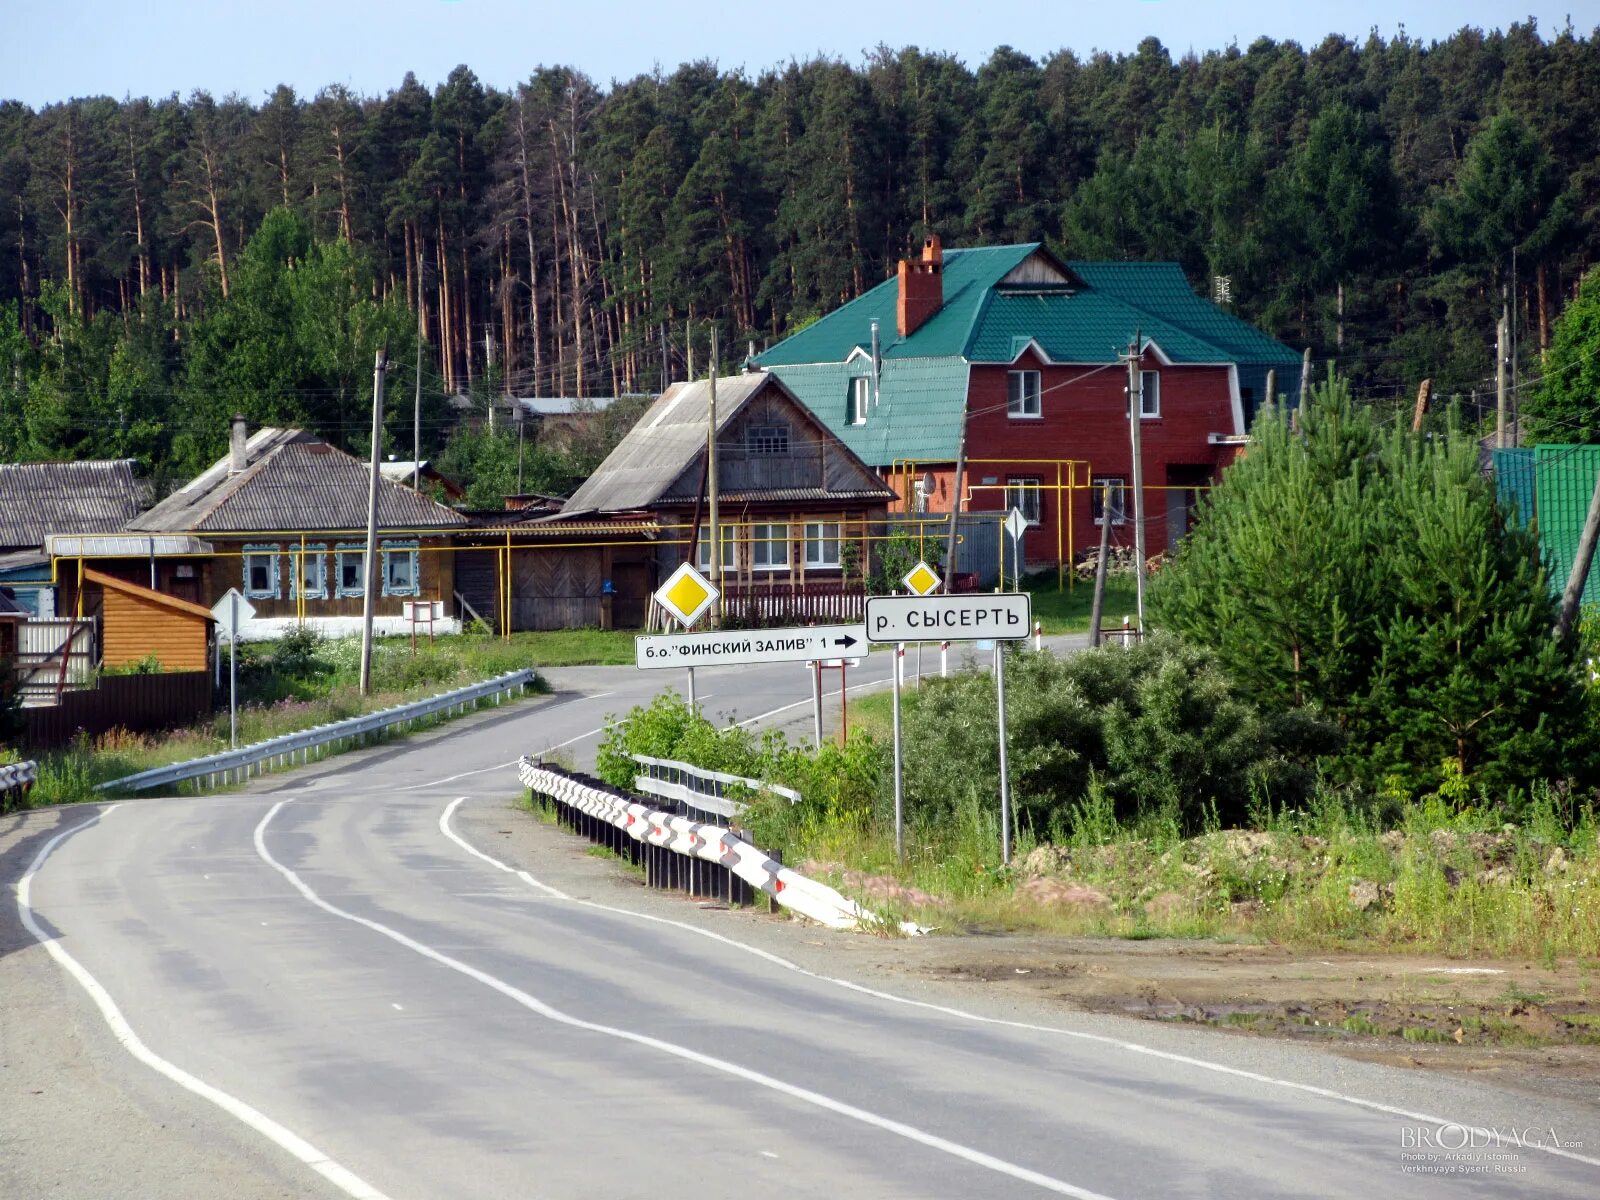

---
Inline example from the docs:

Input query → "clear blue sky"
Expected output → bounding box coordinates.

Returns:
[7,0,1596,106]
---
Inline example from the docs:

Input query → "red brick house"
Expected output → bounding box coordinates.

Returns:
[755,237,1301,578]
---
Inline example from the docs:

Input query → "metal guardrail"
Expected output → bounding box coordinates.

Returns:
[1,760,38,801]
[522,760,920,933]
[97,670,537,794]
[631,754,801,822]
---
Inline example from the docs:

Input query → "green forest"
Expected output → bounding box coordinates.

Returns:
[1,21,1596,482]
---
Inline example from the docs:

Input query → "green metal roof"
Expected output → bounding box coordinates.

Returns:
[756,243,1301,464]
[1066,261,1302,367]
[769,357,970,465]
[1533,445,1600,607]
[757,245,1038,366]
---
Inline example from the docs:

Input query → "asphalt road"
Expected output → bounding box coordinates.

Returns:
[7,642,1600,1199]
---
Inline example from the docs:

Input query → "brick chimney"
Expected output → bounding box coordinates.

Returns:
[229,414,249,474]
[896,234,944,338]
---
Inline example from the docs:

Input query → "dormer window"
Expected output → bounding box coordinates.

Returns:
[848,377,871,426]
[747,424,790,455]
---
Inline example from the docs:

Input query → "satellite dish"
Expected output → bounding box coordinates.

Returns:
[922,471,936,495]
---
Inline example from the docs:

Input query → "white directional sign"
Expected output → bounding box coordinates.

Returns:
[211,588,256,640]
[653,562,720,629]
[866,593,1031,643]
[636,623,868,670]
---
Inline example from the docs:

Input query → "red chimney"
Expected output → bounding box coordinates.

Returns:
[896,234,944,338]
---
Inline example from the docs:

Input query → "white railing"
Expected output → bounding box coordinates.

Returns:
[631,753,801,820]
[521,759,920,935]
[98,670,537,794]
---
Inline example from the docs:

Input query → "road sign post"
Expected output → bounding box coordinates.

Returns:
[652,563,721,708]
[892,642,904,861]
[995,642,1012,865]
[867,591,1031,869]
[1005,507,1027,591]
[211,588,256,750]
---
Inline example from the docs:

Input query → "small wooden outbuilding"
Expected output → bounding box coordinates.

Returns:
[83,568,214,671]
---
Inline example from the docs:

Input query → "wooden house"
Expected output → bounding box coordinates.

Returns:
[56,418,467,641]
[78,569,214,671]
[549,371,896,628]
[0,460,147,617]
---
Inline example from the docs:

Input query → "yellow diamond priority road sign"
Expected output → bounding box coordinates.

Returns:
[902,560,942,596]
[655,562,719,629]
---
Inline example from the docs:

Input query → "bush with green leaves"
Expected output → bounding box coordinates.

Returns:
[1152,370,1593,803]
[898,635,1331,838]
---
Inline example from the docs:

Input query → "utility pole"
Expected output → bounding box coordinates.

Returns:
[942,433,967,594]
[485,330,496,429]
[660,324,669,388]
[359,348,388,697]
[707,325,721,626]
[1264,368,1277,413]
[1556,469,1600,641]
[412,334,422,490]
[1125,334,1147,631]
[1298,347,1312,413]
[686,319,694,383]
[1410,379,1433,435]
[1496,310,1509,449]
[1088,482,1113,647]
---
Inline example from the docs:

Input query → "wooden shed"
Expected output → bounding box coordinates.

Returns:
[84,569,214,671]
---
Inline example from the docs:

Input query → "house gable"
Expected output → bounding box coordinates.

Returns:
[657,379,894,504]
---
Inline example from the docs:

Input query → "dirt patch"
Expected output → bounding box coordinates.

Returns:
[850,933,1600,1105]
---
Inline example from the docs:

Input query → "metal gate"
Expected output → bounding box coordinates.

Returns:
[15,619,97,707]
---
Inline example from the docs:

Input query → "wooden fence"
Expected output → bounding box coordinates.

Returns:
[23,671,214,749]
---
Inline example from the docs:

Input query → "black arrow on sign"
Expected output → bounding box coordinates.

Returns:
[834,635,858,647]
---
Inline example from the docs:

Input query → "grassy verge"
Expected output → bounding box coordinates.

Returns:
[502,627,636,667]
[15,632,549,808]
[744,691,1600,960]
[1024,574,1139,635]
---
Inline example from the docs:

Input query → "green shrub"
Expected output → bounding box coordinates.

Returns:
[898,635,1335,837]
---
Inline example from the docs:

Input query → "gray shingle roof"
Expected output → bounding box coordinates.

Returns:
[562,373,772,515]
[0,460,146,550]
[132,432,465,534]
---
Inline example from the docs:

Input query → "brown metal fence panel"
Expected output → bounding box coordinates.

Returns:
[23,671,215,749]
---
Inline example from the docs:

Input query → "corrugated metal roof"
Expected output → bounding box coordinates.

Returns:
[1493,448,1537,527]
[47,534,213,557]
[1534,445,1600,607]
[0,460,146,549]
[561,373,771,514]
[766,357,971,466]
[1066,262,1302,367]
[132,433,465,534]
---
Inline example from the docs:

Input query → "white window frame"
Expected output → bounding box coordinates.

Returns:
[243,544,281,600]
[1006,478,1042,527]
[1007,369,1042,419]
[1092,477,1127,526]
[381,540,420,597]
[1140,369,1160,418]
[804,522,841,569]
[751,522,790,572]
[848,376,871,426]
[291,543,328,600]
[335,543,366,598]
[695,525,736,572]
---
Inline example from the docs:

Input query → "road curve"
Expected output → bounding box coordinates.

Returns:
[8,648,1599,1199]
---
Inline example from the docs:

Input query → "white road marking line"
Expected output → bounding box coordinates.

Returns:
[392,693,616,791]
[259,801,1112,1199]
[732,675,890,730]
[760,1150,779,1159]
[15,807,392,1200]
[441,799,1600,1173]
[392,1003,404,1011]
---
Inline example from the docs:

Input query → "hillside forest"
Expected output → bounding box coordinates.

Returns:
[2,22,1597,483]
